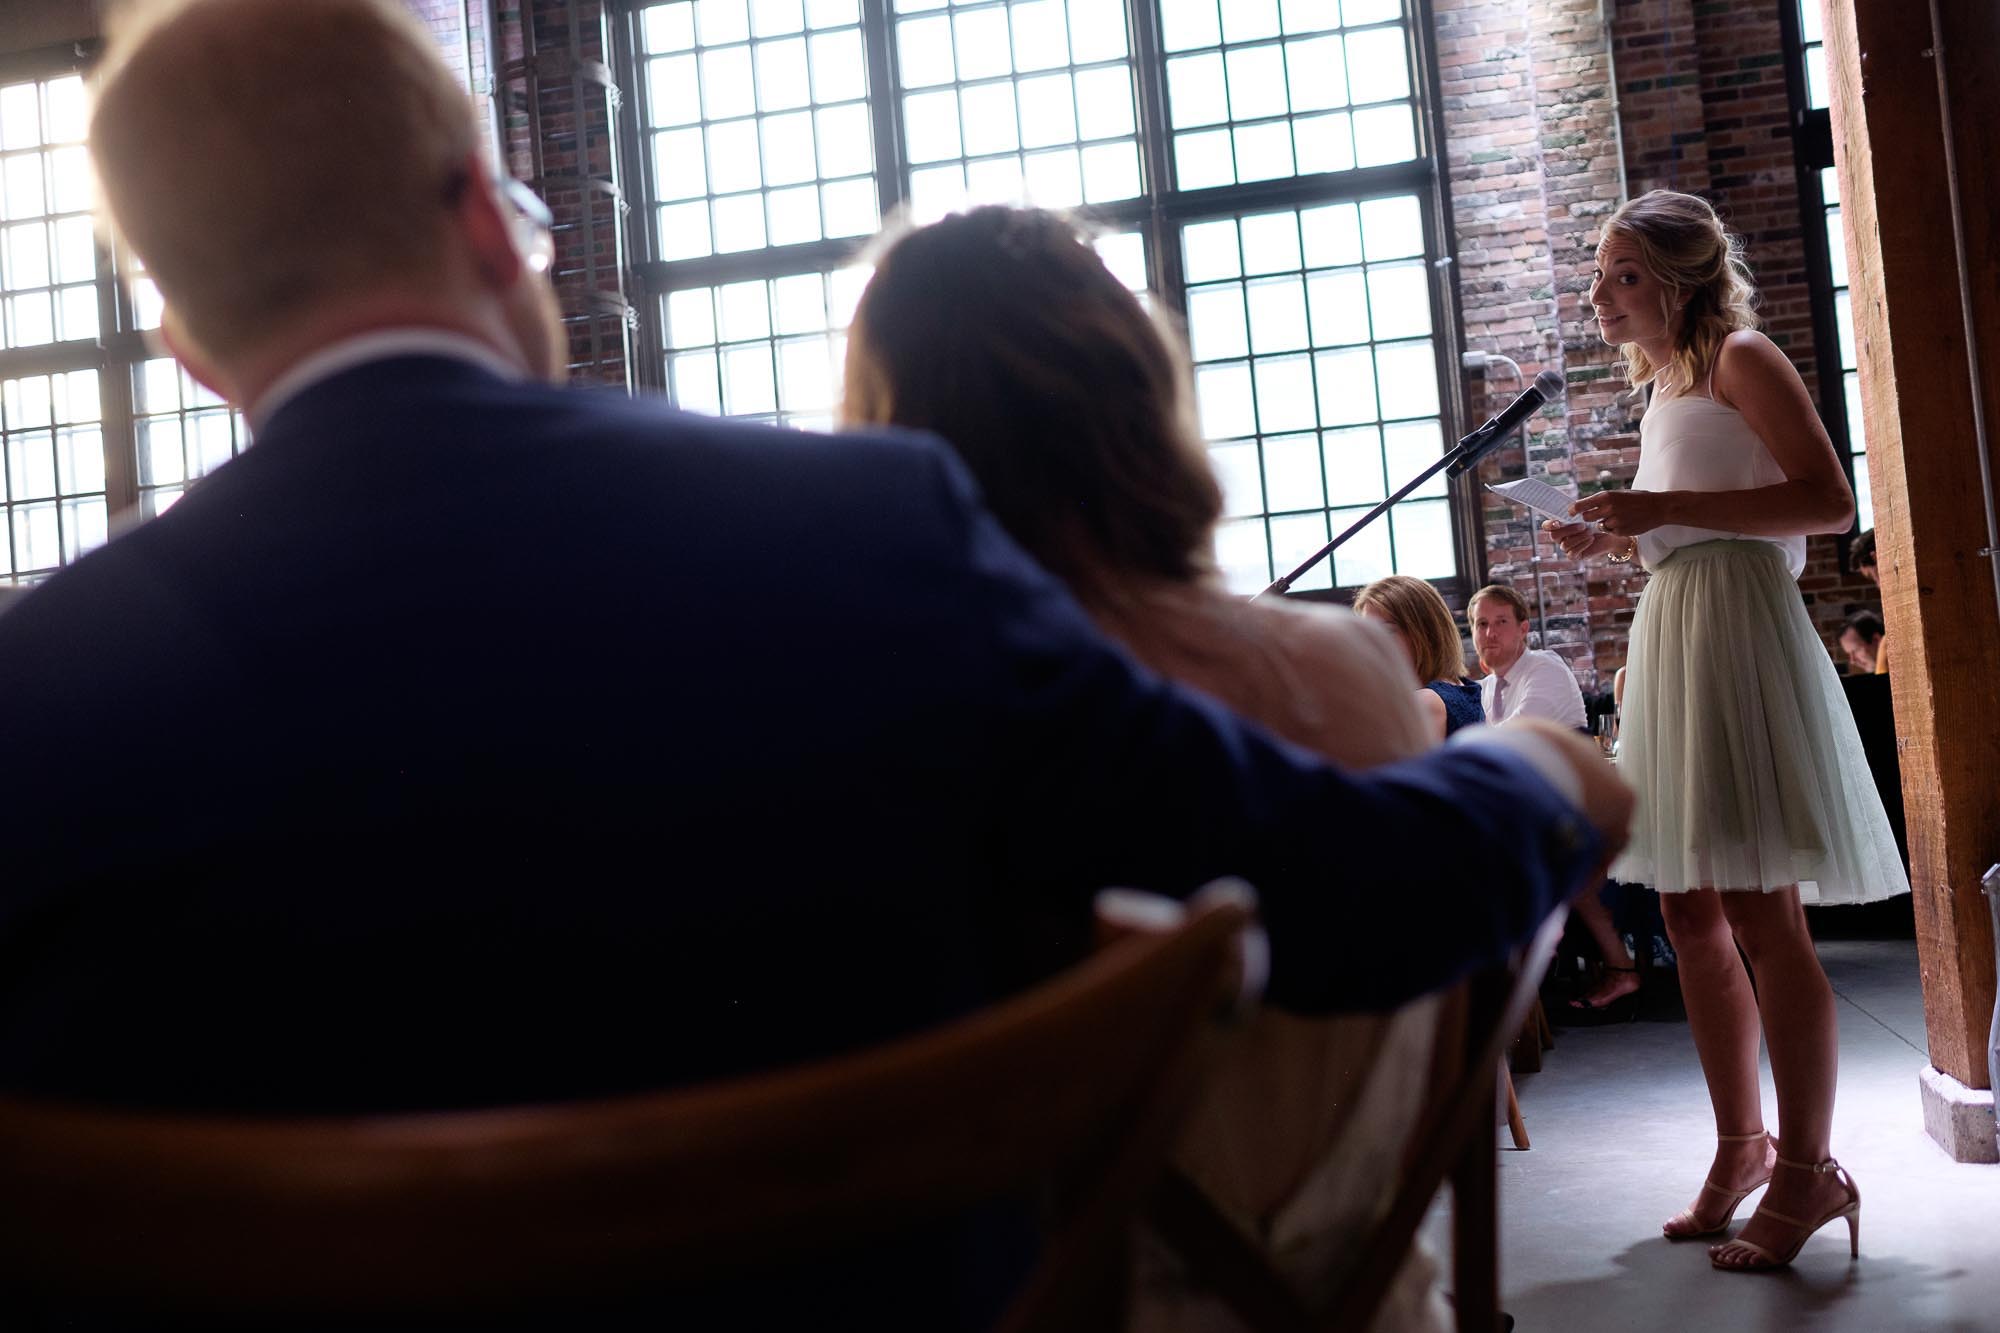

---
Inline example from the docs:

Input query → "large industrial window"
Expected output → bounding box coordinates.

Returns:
[1785,0,1868,533]
[618,0,1462,594]
[0,57,247,587]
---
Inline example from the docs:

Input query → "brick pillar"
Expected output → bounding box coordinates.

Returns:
[1439,0,1884,690]
[1435,0,1627,691]
[406,0,497,156]
[493,0,635,388]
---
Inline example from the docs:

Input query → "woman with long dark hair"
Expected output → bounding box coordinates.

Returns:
[843,205,1453,1329]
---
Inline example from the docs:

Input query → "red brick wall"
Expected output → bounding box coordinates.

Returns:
[489,1,635,385]
[1437,0,1881,689]
[407,0,496,154]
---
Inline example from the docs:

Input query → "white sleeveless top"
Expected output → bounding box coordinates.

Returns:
[1631,389,1806,578]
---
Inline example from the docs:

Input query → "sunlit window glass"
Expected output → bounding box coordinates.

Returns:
[1797,0,1827,111]
[1184,194,1448,593]
[1793,2,1863,530]
[640,0,879,262]
[0,74,96,352]
[663,266,871,431]
[1,370,108,579]
[627,0,1453,589]
[1158,0,1415,190]
[133,355,253,518]
[893,0,1143,221]
[1819,165,1867,529]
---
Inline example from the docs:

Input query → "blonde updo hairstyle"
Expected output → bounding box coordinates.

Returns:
[1600,190,1759,394]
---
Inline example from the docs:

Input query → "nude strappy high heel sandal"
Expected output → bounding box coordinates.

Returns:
[1661,1131,1773,1240]
[1709,1154,1861,1271]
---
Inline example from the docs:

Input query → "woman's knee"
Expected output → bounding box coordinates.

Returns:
[1660,892,1731,952]
[1721,891,1812,963]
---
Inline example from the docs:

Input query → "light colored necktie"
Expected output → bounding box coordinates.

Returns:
[1492,672,1505,721]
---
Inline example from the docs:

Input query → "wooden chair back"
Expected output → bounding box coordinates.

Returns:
[1146,908,1569,1333]
[0,894,1255,1327]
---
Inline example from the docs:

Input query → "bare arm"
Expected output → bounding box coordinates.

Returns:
[1414,686,1448,744]
[1567,331,1854,540]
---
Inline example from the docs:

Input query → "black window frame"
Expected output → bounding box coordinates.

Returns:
[1778,0,1864,559]
[606,0,1474,602]
[0,42,253,587]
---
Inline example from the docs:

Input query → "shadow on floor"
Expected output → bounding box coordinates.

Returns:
[1508,1233,1982,1333]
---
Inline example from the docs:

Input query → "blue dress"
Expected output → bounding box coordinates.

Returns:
[1426,679,1485,736]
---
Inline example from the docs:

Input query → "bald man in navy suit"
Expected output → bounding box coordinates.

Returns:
[0,0,1629,1119]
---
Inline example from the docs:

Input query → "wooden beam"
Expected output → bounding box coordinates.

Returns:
[1825,0,2000,1087]
[0,2,97,55]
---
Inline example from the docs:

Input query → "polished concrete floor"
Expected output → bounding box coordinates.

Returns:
[1494,938,2000,1332]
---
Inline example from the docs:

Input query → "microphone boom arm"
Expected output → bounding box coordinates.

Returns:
[1255,428,1480,600]
[1256,369,1562,599]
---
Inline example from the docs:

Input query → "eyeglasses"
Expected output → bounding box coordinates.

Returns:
[500,176,555,275]
[443,168,556,275]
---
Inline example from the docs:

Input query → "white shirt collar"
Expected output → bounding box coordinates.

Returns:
[249,328,525,431]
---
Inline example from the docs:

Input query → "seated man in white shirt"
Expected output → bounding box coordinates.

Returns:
[1471,583,1587,730]
[1471,583,1636,1015]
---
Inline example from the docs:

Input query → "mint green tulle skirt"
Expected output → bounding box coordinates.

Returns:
[1610,540,1909,903]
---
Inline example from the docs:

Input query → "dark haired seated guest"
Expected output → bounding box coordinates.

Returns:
[1847,531,1888,672]
[843,205,1466,1331]
[1840,609,1886,676]
[1849,528,1879,584]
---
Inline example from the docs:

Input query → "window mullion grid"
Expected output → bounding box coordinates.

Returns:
[1157,158,1434,225]
[610,4,669,392]
[1214,217,1270,587]
[621,1,1459,591]
[32,142,67,564]
[97,231,137,517]
[861,0,907,220]
[1066,32,1093,220]
[1006,13,1032,193]
[763,284,783,428]
[1308,224,1337,583]
[705,288,726,416]
[1778,0,1855,528]
[1275,25,1301,178]
[801,18,832,245]
[643,236,869,290]
[1363,241,1390,573]
[1122,0,1180,304]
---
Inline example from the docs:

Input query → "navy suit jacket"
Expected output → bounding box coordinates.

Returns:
[0,356,1597,1113]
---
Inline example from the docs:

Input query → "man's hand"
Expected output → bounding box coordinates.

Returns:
[1508,716,1634,888]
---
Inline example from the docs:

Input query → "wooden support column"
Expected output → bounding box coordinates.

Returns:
[1825,0,2000,1093]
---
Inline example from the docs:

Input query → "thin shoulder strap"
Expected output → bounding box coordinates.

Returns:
[1705,358,1717,401]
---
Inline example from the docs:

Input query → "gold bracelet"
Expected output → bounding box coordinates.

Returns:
[1605,537,1637,564]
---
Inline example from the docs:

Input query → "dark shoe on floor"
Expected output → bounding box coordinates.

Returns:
[1553,965,1640,1026]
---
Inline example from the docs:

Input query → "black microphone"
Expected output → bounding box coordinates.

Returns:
[1446,368,1566,478]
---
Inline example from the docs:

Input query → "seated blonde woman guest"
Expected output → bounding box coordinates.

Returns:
[1353,575,1483,741]
[842,205,1451,1332]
